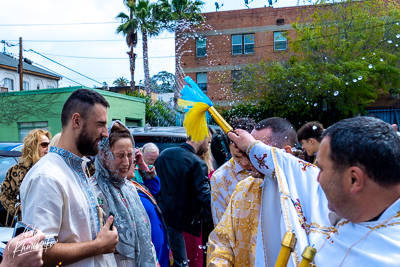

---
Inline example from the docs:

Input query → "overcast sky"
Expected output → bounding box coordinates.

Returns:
[1,0,301,88]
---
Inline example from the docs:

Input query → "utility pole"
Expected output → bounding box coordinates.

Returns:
[19,37,23,91]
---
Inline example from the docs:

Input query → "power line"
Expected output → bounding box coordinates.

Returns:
[4,37,175,42]
[32,62,86,86]
[0,22,119,26]
[27,51,175,60]
[26,49,103,85]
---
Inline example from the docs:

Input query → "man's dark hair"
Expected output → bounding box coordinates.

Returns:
[61,89,110,128]
[230,118,256,133]
[255,117,297,148]
[297,121,324,143]
[322,116,400,187]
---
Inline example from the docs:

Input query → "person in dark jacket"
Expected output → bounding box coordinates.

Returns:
[155,132,212,267]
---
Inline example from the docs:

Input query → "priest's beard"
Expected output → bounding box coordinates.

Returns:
[76,123,100,156]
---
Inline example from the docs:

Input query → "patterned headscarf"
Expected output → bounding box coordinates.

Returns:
[95,120,157,266]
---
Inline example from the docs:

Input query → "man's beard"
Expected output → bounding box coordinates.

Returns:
[76,125,100,156]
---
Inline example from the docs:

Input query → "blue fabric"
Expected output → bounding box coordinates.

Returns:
[139,177,169,267]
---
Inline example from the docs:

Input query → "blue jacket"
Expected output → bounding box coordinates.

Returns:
[138,176,169,267]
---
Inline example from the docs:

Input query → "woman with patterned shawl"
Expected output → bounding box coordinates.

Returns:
[91,120,158,267]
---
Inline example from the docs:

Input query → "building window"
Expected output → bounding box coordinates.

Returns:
[196,37,207,57]
[37,84,40,90]
[274,32,287,51]
[47,86,54,89]
[232,70,243,90]
[125,119,141,127]
[232,34,255,55]
[197,72,207,92]
[23,81,29,91]
[4,78,14,91]
[18,121,48,142]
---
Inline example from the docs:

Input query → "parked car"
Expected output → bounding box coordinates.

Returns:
[129,125,231,169]
[0,143,23,184]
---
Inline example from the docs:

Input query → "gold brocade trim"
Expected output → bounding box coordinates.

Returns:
[272,147,300,266]
[260,187,268,267]
[365,211,400,230]
[246,140,262,156]
[303,222,336,232]
[209,255,234,267]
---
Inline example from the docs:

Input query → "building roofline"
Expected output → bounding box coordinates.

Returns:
[0,86,146,103]
[0,64,62,80]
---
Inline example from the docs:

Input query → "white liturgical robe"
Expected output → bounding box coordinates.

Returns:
[246,141,400,267]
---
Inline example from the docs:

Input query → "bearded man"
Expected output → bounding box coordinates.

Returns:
[20,89,118,267]
[222,116,400,267]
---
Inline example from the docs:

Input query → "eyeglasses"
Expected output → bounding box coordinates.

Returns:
[40,142,50,148]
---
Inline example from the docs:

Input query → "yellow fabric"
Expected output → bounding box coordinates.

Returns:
[183,102,210,143]
[207,177,263,267]
[211,158,252,226]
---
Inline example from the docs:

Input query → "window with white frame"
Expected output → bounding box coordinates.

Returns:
[37,84,40,89]
[197,72,207,92]
[4,78,14,91]
[18,121,48,142]
[232,34,255,55]
[23,81,29,91]
[196,37,207,57]
[274,32,287,51]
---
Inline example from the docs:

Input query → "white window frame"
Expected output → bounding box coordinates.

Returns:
[196,37,207,57]
[274,31,288,51]
[197,72,207,92]
[4,78,14,91]
[18,121,48,142]
[244,34,255,54]
[23,81,29,91]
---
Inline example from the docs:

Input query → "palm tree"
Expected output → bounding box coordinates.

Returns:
[116,0,138,93]
[117,0,160,95]
[154,0,205,106]
[113,77,130,87]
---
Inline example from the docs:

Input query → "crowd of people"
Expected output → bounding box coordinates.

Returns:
[0,88,400,267]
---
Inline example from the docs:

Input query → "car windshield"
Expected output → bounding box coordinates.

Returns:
[0,157,18,183]
[133,136,187,152]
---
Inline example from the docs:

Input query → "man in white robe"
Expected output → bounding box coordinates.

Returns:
[211,118,255,225]
[20,89,119,267]
[229,116,400,267]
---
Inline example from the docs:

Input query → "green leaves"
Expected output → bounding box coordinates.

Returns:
[234,0,400,124]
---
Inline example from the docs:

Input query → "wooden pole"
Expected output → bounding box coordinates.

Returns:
[19,37,23,91]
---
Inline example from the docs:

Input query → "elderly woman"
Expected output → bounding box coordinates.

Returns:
[91,121,158,267]
[0,129,51,223]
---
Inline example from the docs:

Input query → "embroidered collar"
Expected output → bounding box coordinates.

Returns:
[230,157,244,174]
[50,146,84,166]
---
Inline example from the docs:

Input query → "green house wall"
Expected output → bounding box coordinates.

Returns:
[0,86,145,142]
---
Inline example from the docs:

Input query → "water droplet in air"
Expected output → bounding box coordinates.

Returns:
[291,147,297,152]
[368,64,373,69]
[345,82,349,85]
[198,245,203,249]
[362,57,365,60]
[334,91,339,96]
[358,76,362,80]
[397,34,400,38]
[312,125,317,130]
[397,44,399,47]
[353,79,357,82]
[388,40,393,43]
[307,102,309,104]
[203,246,206,249]
[380,58,384,61]
[314,103,318,106]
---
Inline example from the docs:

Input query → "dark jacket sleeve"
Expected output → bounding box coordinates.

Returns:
[192,160,211,210]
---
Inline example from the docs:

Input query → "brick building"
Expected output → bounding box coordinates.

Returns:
[178,5,313,105]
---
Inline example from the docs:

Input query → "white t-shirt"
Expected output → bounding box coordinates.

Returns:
[20,148,106,267]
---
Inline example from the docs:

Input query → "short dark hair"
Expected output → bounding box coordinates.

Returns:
[297,121,324,143]
[322,117,400,187]
[255,117,297,148]
[61,89,110,128]
[230,118,256,133]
